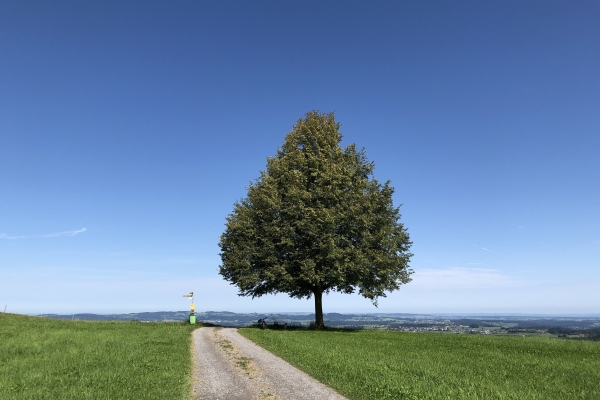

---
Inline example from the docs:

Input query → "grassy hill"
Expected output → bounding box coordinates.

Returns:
[3,312,599,399]
[0,313,197,400]
[240,328,600,399]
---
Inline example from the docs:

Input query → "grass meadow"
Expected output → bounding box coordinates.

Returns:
[240,328,600,400]
[0,313,197,400]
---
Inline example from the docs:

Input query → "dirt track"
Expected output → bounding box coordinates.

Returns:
[191,327,347,400]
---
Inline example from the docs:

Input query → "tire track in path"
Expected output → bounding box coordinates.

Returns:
[192,327,346,400]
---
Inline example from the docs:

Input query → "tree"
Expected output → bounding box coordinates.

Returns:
[219,111,413,327]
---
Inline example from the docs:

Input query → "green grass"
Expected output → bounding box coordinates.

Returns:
[239,328,600,399]
[0,313,198,400]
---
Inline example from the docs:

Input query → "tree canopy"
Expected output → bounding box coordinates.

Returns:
[219,111,412,327]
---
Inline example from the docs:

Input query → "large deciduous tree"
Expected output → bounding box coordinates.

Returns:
[219,111,413,327]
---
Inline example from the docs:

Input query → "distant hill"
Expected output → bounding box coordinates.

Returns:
[40,311,600,333]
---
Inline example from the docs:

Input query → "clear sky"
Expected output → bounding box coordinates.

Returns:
[1,1,598,316]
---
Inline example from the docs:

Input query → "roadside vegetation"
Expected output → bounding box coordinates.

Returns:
[0,313,197,400]
[240,327,600,399]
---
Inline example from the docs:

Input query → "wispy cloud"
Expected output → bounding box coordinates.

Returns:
[41,228,87,238]
[411,267,523,290]
[471,243,501,255]
[0,233,26,240]
[0,228,87,239]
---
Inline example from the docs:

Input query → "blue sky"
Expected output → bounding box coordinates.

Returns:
[1,1,598,315]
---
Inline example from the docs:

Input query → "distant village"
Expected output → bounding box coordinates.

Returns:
[43,311,600,340]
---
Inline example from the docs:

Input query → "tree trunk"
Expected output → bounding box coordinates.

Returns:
[314,289,324,328]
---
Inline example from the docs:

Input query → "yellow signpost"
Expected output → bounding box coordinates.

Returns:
[183,292,196,324]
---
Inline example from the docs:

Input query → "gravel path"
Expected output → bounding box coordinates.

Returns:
[192,327,347,400]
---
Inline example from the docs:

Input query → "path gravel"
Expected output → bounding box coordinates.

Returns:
[192,327,347,400]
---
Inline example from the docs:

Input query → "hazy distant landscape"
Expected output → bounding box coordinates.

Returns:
[42,311,600,340]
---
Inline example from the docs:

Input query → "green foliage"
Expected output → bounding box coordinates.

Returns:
[0,313,198,399]
[219,111,412,326]
[240,328,600,400]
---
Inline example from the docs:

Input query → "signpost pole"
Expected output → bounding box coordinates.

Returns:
[182,292,196,324]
